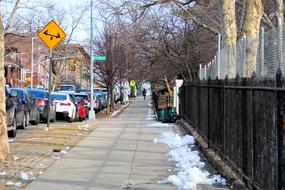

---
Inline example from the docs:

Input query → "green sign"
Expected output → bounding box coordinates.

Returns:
[94,56,106,61]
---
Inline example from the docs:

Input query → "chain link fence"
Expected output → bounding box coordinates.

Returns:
[199,27,285,80]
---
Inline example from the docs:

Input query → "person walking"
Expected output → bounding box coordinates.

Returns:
[142,89,146,100]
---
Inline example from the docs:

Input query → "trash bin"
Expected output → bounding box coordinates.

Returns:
[166,107,176,116]
[158,109,165,121]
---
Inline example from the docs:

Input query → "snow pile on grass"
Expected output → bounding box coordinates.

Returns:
[157,132,227,190]
[6,181,22,187]
[20,171,36,181]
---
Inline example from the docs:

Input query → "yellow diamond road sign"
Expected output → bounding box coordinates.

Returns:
[130,80,136,87]
[38,20,66,49]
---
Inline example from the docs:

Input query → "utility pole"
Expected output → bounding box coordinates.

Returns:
[89,0,95,119]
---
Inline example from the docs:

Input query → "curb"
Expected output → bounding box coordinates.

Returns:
[177,119,247,190]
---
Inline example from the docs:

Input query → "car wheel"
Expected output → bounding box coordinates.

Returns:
[68,111,74,122]
[26,112,30,126]
[31,112,40,125]
[8,117,17,137]
[20,113,27,129]
[51,112,56,122]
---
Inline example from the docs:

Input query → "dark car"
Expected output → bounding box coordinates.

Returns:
[6,89,26,134]
[5,88,25,137]
[26,89,56,123]
[10,88,40,127]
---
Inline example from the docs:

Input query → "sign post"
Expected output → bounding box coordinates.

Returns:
[38,20,66,128]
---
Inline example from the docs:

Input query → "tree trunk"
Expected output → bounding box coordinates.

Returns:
[0,16,12,161]
[106,86,111,115]
[242,0,263,77]
[275,0,284,70]
[219,0,237,78]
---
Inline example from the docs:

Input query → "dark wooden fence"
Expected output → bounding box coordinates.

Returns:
[179,71,285,190]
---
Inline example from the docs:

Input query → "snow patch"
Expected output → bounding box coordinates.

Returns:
[6,181,22,187]
[157,131,227,189]
[8,139,15,143]
[52,156,61,160]
[0,171,6,176]
[153,138,158,144]
[20,171,35,181]
[60,150,67,154]
[13,155,19,161]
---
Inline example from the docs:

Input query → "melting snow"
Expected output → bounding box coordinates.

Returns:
[8,139,15,143]
[52,156,61,160]
[6,181,22,187]
[0,171,6,176]
[13,155,19,161]
[20,171,35,181]
[157,131,227,190]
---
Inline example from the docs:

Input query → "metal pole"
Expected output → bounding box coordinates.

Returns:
[261,27,265,77]
[31,37,34,89]
[47,49,53,128]
[89,0,96,119]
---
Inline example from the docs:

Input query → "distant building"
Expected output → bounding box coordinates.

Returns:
[5,33,48,88]
[5,34,90,89]
[57,44,90,89]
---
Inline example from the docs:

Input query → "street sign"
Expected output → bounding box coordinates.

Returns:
[94,56,106,61]
[38,20,66,49]
[130,80,136,87]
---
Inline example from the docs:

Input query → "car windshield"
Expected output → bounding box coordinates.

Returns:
[59,86,74,91]
[51,94,67,101]
[27,90,46,99]
[75,95,88,100]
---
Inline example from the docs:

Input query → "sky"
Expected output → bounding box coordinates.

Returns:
[1,0,105,44]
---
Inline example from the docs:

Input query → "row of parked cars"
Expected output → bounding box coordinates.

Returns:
[5,87,91,138]
[58,85,109,112]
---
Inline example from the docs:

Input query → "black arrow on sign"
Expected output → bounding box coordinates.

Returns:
[43,30,61,40]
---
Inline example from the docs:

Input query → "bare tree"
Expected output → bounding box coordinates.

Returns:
[0,0,21,161]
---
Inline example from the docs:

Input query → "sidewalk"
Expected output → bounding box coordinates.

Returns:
[25,97,176,190]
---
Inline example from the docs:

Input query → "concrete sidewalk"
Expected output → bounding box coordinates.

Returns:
[25,97,176,190]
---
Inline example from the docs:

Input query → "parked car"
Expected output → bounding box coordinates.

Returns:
[10,88,40,126]
[58,84,76,94]
[26,89,56,123]
[5,88,26,137]
[51,92,77,122]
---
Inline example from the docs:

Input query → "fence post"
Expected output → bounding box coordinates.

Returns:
[199,64,202,80]
[204,65,207,80]
[218,33,221,79]
[276,68,284,190]
[243,35,247,78]
[261,27,265,77]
